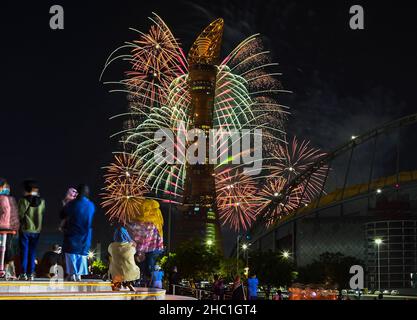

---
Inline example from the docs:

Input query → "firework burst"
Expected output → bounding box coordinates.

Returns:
[215,168,260,231]
[257,177,304,227]
[101,13,187,112]
[101,14,329,232]
[268,136,328,203]
[101,153,149,224]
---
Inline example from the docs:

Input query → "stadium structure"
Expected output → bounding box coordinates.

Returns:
[250,113,417,291]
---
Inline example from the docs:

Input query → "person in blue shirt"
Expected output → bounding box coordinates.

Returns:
[62,184,95,282]
[150,265,164,289]
[247,274,259,300]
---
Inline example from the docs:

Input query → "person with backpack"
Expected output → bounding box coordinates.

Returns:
[18,180,45,281]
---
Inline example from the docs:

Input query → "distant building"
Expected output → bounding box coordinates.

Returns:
[251,171,417,291]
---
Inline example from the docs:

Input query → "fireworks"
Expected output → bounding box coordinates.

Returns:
[101,153,149,224]
[101,13,187,112]
[257,177,303,227]
[215,168,260,231]
[102,14,329,232]
[268,136,328,203]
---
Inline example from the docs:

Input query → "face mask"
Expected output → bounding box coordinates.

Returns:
[0,188,10,195]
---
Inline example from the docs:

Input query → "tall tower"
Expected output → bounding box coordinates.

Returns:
[173,19,224,251]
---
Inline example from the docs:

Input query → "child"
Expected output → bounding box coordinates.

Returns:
[108,226,140,292]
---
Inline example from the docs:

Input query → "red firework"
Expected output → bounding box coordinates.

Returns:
[126,14,187,109]
[215,168,260,231]
[257,177,304,227]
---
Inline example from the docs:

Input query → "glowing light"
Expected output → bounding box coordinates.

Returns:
[374,238,383,245]
[242,244,248,250]
[376,188,382,194]
[282,250,290,259]
[206,239,213,246]
[88,251,95,259]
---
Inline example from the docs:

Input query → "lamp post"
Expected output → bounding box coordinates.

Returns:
[374,238,383,291]
[236,235,241,275]
[242,244,249,269]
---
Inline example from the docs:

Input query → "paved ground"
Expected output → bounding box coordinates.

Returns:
[0,279,199,300]
[348,294,417,300]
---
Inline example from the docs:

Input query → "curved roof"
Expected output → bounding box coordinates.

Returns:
[272,170,417,228]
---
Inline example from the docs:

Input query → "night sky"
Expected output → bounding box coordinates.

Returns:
[1,1,416,254]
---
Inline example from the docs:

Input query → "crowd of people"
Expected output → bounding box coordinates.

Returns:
[0,177,269,299]
[211,274,263,300]
[0,178,95,282]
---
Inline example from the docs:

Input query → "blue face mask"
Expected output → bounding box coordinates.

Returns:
[0,188,10,195]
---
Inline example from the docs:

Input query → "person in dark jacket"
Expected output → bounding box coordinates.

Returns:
[232,275,246,300]
[62,184,95,282]
[213,274,225,300]
[169,266,180,294]
[38,244,64,278]
[18,180,45,281]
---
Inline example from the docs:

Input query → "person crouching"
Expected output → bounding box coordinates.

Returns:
[108,226,140,292]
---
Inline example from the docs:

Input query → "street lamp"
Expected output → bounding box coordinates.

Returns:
[374,238,383,291]
[282,250,290,260]
[236,235,241,275]
[206,239,213,247]
[242,243,250,270]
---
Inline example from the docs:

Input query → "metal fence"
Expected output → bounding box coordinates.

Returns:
[172,285,233,300]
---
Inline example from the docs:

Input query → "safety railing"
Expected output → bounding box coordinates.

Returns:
[172,285,233,300]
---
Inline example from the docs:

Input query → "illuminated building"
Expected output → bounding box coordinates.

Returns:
[174,19,224,250]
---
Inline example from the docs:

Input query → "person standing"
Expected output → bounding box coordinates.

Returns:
[273,289,284,300]
[150,265,164,289]
[247,274,259,300]
[18,180,45,281]
[0,178,20,279]
[232,275,246,300]
[62,184,95,282]
[59,187,78,232]
[213,274,225,300]
[169,266,179,294]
